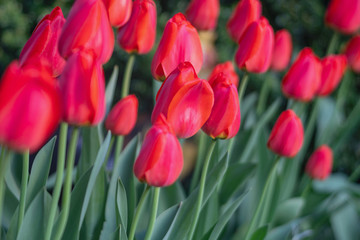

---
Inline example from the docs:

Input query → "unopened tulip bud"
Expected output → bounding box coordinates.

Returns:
[271,29,292,72]
[151,62,214,138]
[117,0,157,54]
[19,6,66,77]
[185,0,220,31]
[235,17,274,73]
[317,55,347,96]
[227,0,262,42]
[208,61,239,87]
[102,0,132,27]
[59,50,105,126]
[281,48,322,102]
[325,0,360,34]
[105,95,138,135]
[344,35,360,73]
[134,114,183,187]
[267,109,304,158]
[306,145,333,180]
[151,13,203,81]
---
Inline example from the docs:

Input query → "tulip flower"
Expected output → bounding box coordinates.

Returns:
[306,145,333,180]
[208,61,239,87]
[134,114,183,187]
[102,0,132,27]
[19,6,66,77]
[151,13,203,81]
[185,0,220,31]
[105,95,138,135]
[344,35,360,73]
[271,29,293,72]
[235,17,274,73]
[267,109,304,158]
[227,0,262,42]
[202,73,240,139]
[117,0,157,54]
[281,48,322,102]
[0,60,61,153]
[59,50,105,126]
[151,62,214,138]
[58,0,114,64]
[325,0,360,34]
[317,55,347,96]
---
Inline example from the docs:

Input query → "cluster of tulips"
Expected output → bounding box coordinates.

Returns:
[0,0,360,239]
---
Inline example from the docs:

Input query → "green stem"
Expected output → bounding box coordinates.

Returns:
[256,75,271,115]
[17,150,29,232]
[190,132,207,191]
[44,122,68,240]
[188,140,216,240]
[0,148,11,228]
[53,127,79,240]
[144,187,160,240]
[128,185,151,240]
[326,32,339,55]
[121,54,136,98]
[238,73,249,107]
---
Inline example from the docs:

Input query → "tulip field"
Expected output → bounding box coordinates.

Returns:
[0,0,360,239]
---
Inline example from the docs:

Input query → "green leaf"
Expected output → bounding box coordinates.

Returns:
[5,153,21,199]
[273,198,304,226]
[194,194,219,240]
[116,179,128,230]
[264,223,291,240]
[151,204,182,240]
[250,225,268,240]
[3,186,19,238]
[158,181,185,213]
[105,65,119,113]
[163,153,229,240]
[26,137,56,206]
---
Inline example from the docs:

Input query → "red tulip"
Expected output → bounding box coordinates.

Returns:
[235,17,274,73]
[281,48,322,102]
[185,0,220,31]
[59,50,105,126]
[105,95,138,135]
[58,0,114,64]
[202,73,240,139]
[226,0,262,42]
[102,0,132,27]
[325,0,360,34]
[151,13,203,81]
[267,109,304,158]
[117,0,157,54]
[317,55,347,96]
[19,6,66,77]
[0,60,61,153]
[208,61,239,87]
[151,62,214,138]
[134,114,183,187]
[306,145,333,180]
[344,35,360,73]
[271,29,293,71]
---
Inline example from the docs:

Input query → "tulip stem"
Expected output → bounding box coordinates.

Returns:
[128,185,151,240]
[144,187,160,240]
[44,122,68,240]
[326,32,339,55]
[121,54,136,98]
[188,139,216,240]
[17,150,29,232]
[53,127,79,240]
[0,148,11,230]
[238,72,249,106]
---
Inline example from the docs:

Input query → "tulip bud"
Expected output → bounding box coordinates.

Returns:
[0,60,61,153]
[59,50,105,126]
[134,114,183,187]
[235,17,274,73]
[19,6,66,77]
[102,0,132,27]
[58,0,114,64]
[267,109,304,158]
[208,61,239,87]
[305,145,333,180]
[317,55,347,97]
[117,0,157,54]
[226,0,262,42]
[185,0,220,31]
[271,29,293,72]
[202,73,240,139]
[151,62,214,138]
[281,48,322,102]
[325,0,360,34]
[151,13,203,81]
[344,35,360,73]
[105,95,138,135]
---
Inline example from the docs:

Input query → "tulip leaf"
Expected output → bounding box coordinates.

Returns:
[151,204,182,240]
[163,153,229,240]
[273,198,304,226]
[158,181,186,213]
[116,178,128,231]
[105,65,119,113]
[264,223,292,240]
[5,153,21,199]
[250,225,268,240]
[4,187,20,240]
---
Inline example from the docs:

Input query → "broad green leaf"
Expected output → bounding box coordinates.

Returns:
[264,223,291,240]
[194,194,219,240]
[105,65,119,114]
[273,198,304,226]
[158,181,185,213]
[5,153,21,199]
[250,225,268,240]
[3,186,19,238]
[151,204,182,240]
[116,179,128,230]
[26,137,56,206]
